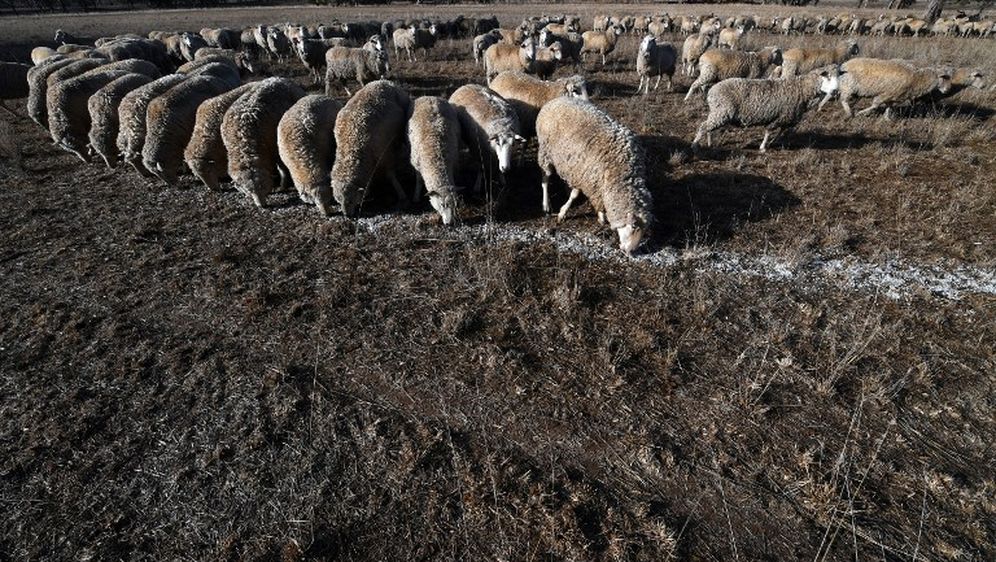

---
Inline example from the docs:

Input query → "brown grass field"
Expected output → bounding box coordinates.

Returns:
[1,3,994,561]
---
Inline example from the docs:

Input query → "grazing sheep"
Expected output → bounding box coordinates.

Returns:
[532,41,563,80]
[276,94,342,214]
[685,47,783,101]
[832,58,952,119]
[221,77,305,207]
[195,47,256,75]
[473,29,503,66]
[143,74,236,185]
[88,72,154,168]
[47,68,131,161]
[54,29,79,45]
[393,25,437,62]
[717,25,745,49]
[536,97,653,254]
[179,33,209,62]
[489,71,589,135]
[324,46,389,96]
[96,39,170,70]
[692,67,841,152]
[200,28,240,50]
[184,82,260,191]
[117,74,188,175]
[681,33,714,76]
[30,47,59,66]
[581,24,624,65]
[780,40,859,77]
[177,59,241,89]
[0,62,31,114]
[26,57,78,127]
[407,96,462,225]
[484,39,537,83]
[330,80,412,217]
[637,35,677,94]
[448,83,524,191]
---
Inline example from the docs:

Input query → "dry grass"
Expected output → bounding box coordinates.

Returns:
[0,4,995,561]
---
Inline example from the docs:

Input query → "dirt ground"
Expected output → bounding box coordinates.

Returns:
[1,4,994,561]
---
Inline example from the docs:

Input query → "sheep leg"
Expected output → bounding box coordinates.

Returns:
[557,188,581,222]
[759,131,771,153]
[654,74,662,91]
[817,92,833,111]
[856,97,883,117]
[684,79,703,101]
[597,211,606,224]
[413,173,423,202]
[840,95,854,117]
[540,168,553,214]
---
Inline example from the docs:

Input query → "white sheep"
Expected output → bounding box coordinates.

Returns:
[448,84,524,192]
[488,71,589,136]
[830,57,953,119]
[276,94,343,215]
[685,47,783,101]
[408,96,462,225]
[117,74,188,176]
[580,24,624,65]
[88,72,155,168]
[184,82,260,191]
[484,39,536,84]
[637,35,677,94]
[536,97,653,254]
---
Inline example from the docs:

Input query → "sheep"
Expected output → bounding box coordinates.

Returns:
[648,16,671,37]
[31,47,59,66]
[717,25,745,49]
[685,47,783,101]
[28,58,106,128]
[276,94,342,214]
[535,97,653,254]
[266,26,292,60]
[221,77,305,207]
[831,58,953,119]
[57,44,91,55]
[636,35,677,94]
[489,71,589,136]
[324,46,389,96]
[330,80,412,217]
[681,33,714,77]
[195,48,256,76]
[142,75,236,185]
[47,68,132,161]
[87,72,154,168]
[177,33,209,62]
[293,37,332,84]
[176,59,241,89]
[200,28,240,50]
[407,97,462,225]
[54,29,80,45]
[780,40,859,77]
[539,29,583,68]
[95,39,170,70]
[183,82,259,191]
[580,24,624,65]
[925,67,985,101]
[448,84,524,191]
[473,29,503,66]
[117,74,188,176]
[692,66,841,152]
[0,62,31,114]
[496,27,527,45]
[393,25,437,62]
[484,39,537,83]
[532,42,563,80]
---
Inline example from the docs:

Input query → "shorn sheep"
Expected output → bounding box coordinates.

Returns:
[581,24,624,65]
[448,83,524,189]
[535,97,653,254]
[117,74,188,176]
[692,66,841,152]
[222,77,305,207]
[47,68,132,161]
[184,82,260,191]
[489,71,588,135]
[484,39,536,83]
[88,72,154,168]
[330,80,412,217]
[636,35,677,94]
[143,74,236,185]
[830,57,953,119]
[685,47,783,101]
[407,96,462,225]
[324,46,389,96]
[779,40,859,77]
[276,94,342,215]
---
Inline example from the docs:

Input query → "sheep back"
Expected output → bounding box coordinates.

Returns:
[116,74,187,171]
[184,81,260,191]
[276,94,342,214]
[88,72,154,168]
[47,68,131,159]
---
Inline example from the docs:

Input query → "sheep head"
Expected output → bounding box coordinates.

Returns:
[489,132,526,173]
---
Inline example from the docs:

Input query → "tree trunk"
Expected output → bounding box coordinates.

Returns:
[924,0,944,24]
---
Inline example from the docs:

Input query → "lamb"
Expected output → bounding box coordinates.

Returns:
[831,58,953,119]
[276,94,342,214]
[330,80,412,217]
[484,39,537,83]
[692,67,840,152]
[324,46,389,96]
[0,62,31,114]
[183,82,260,191]
[88,72,154,168]
[780,40,859,77]
[143,74,236,185]
[221,77,305,207]
[717,25,745,49]
[636,35,677,94]
[47,68,131,161]
[489,71,589,135]
[685,46,783,101]
[681,33,714,76]
[532,41,563,80]
[30,47,59,66]
[448,84,524,190]
[580,24,624,65]
[407,96,462,225]
[393,25,437,62]
[473,29,503,66]
[117,74,188,175]
[535,97,653,254]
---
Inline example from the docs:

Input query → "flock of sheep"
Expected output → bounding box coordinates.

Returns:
[0,9,989,255]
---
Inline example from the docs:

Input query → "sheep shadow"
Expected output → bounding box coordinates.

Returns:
[648,172,800,250]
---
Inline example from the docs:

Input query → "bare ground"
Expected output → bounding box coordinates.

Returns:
[1,5,995,561]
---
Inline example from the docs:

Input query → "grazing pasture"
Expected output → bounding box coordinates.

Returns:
[0,3,994,561]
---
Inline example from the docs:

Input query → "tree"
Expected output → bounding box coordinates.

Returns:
[924,0,944,24]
